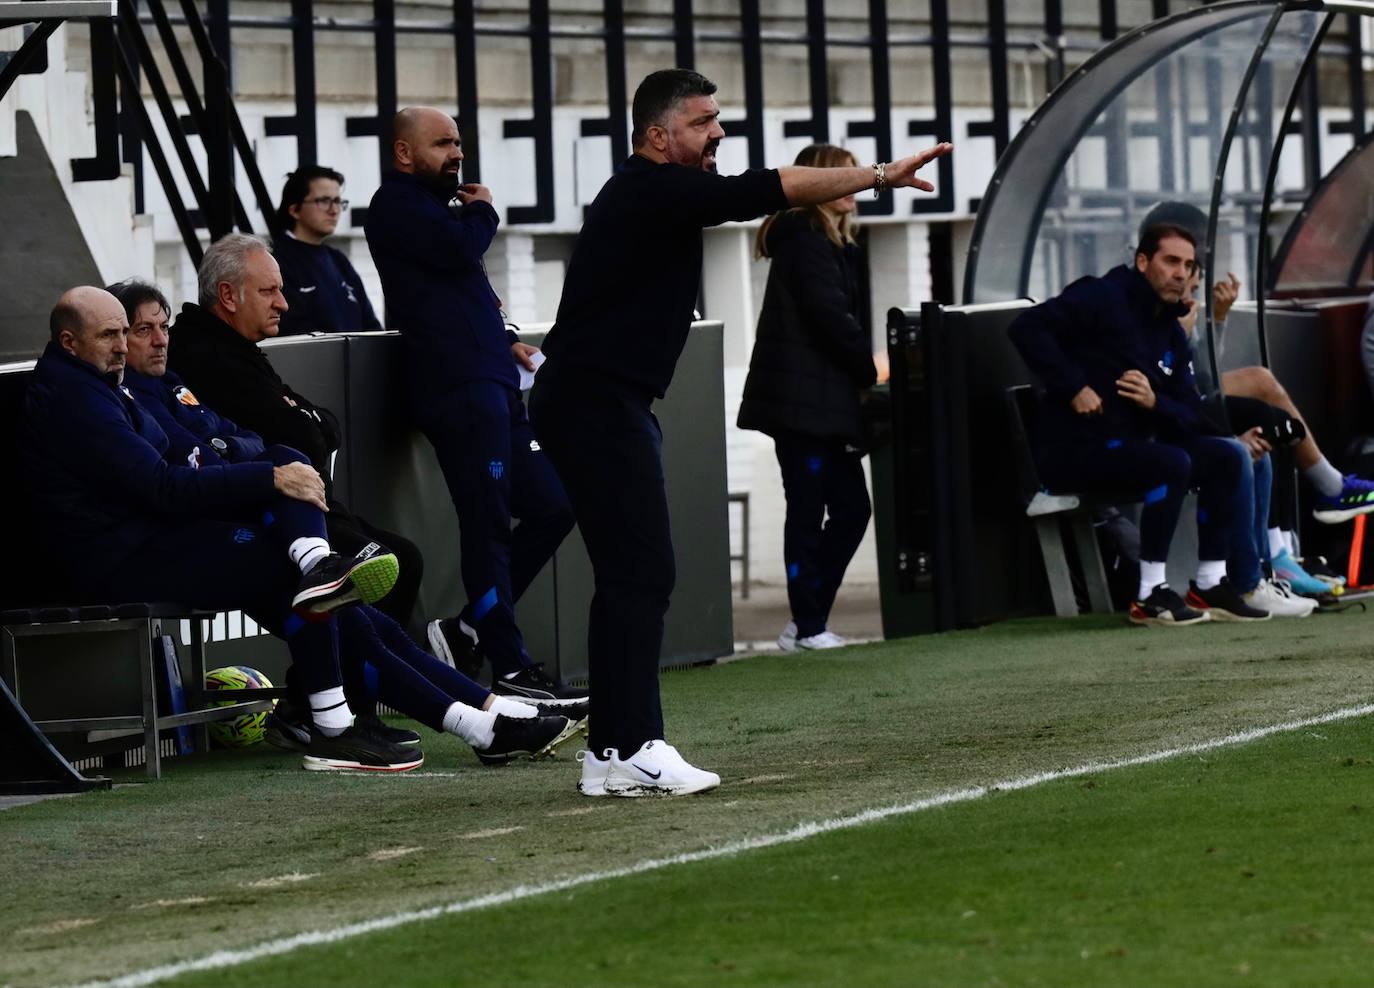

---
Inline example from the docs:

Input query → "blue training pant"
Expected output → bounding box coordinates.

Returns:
[338,604,490,732]
[1038,435,1244,564]
[416,381,574,677]
[773,431,871,639]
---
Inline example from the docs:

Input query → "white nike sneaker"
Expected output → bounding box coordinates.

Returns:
[777,620,798,652]
[1245,578,1317,618]
[603,740,720,797]
[576,748,610,797]
[796,629,846,650]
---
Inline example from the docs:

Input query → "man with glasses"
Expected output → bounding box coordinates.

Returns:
[273,165,381,336]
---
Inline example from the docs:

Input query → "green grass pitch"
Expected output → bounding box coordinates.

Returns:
[4,613,1374,987]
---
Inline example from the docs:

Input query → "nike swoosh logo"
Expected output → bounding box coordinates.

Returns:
[633,764,662,780]
[299,286,317,293]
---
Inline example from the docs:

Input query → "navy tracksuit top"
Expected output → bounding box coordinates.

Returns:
[122,368,267,469]
[22,344,275,580]
[1009,264,1219,447]
[364,170,517,400]
[272,234,381,336]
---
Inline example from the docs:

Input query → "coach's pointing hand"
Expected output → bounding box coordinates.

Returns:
[885,143,954,193]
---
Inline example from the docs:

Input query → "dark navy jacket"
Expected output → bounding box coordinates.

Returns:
[22,343,275,583]
[364,169,517,400]
[1009,265,1217,447]
[122,367,267,469]
[544,155,788,399]
[272,233,381,336]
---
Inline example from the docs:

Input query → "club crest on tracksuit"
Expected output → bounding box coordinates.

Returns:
[488,459,505,480]
[1157,351,1174,377]
[173,385,201,406]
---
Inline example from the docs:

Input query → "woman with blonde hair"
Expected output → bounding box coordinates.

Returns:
[737,143,879,651]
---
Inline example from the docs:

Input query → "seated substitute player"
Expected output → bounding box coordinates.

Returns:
[1009,223,1268,626]
[22,286,419,771]
[1142,201,1374,594]
[165,233,425,633]
[273,165,381,336]
[1175,272,1315,618]
[109,277,582,764]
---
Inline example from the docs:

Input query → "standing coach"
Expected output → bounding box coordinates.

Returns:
[531,68,951,797]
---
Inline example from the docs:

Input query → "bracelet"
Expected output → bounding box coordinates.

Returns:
[871,161,887,198]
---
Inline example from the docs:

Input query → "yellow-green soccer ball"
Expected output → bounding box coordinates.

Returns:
[204,665,276,748]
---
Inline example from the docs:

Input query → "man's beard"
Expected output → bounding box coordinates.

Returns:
[419,165,461,199]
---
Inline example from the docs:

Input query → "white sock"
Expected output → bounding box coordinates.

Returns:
[1139,560,1167,600]
[442,702,497,748]
[488,695,537,719]
[1268,528,1288,558]
[1282,529,1297,557]
[1195,559,1227,590]
[309,687,353,736]
[1304,457,1344,497]
[289,537,331,574]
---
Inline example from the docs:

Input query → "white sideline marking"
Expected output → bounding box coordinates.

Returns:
[241,872,319,890]
[64,702,1374,988]
[367,847,423,862]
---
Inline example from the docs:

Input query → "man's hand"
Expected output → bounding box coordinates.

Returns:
[273,462,328,512]
[456,183,493,206]
[1236,425,1272,461]
[1179,295,1200,336]
[512,341,540,371]
[1071,385,1103,415]
[1115,369,1156,410]
[883,143,954,193]
[1213,272,1241,323]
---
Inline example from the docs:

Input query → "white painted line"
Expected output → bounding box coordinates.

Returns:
[64,702,1374,988]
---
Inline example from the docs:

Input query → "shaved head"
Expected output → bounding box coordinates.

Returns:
[51,286,129,379]
[392,106,463,196]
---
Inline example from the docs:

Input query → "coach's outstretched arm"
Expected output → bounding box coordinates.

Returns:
[779,142,953,206]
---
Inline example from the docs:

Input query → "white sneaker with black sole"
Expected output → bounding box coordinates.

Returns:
[603,740,720,797]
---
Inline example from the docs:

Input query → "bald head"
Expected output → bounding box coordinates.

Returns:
[51,286,129,380]
[392,106,463,196]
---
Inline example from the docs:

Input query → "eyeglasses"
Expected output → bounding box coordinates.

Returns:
[304,197,349,211]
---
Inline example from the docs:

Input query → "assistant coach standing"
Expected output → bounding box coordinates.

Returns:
[531,68,952,798]
[365,107,582,703]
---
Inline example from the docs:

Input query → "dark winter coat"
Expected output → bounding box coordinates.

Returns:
[736,211,877,444]
[167,303,341,494]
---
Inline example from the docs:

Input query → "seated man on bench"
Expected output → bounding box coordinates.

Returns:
[22,286,420,772]
[106,279,582,766]
[1143,201,1374,595]
[1010,224,1268,626]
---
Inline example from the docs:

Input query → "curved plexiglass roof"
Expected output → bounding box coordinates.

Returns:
[961,1,1374,308]
[1270,130,1374,293]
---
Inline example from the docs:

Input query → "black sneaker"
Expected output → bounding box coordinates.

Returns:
[474,713,576,766]
[1129,583,1210,627]
[355,712,422,747]
[492,663,589,702]
[292,543,400,619]
[427,617,484,679]
[1185,578,1271,622]
[264,704,311,751]
[302,723,424,772]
